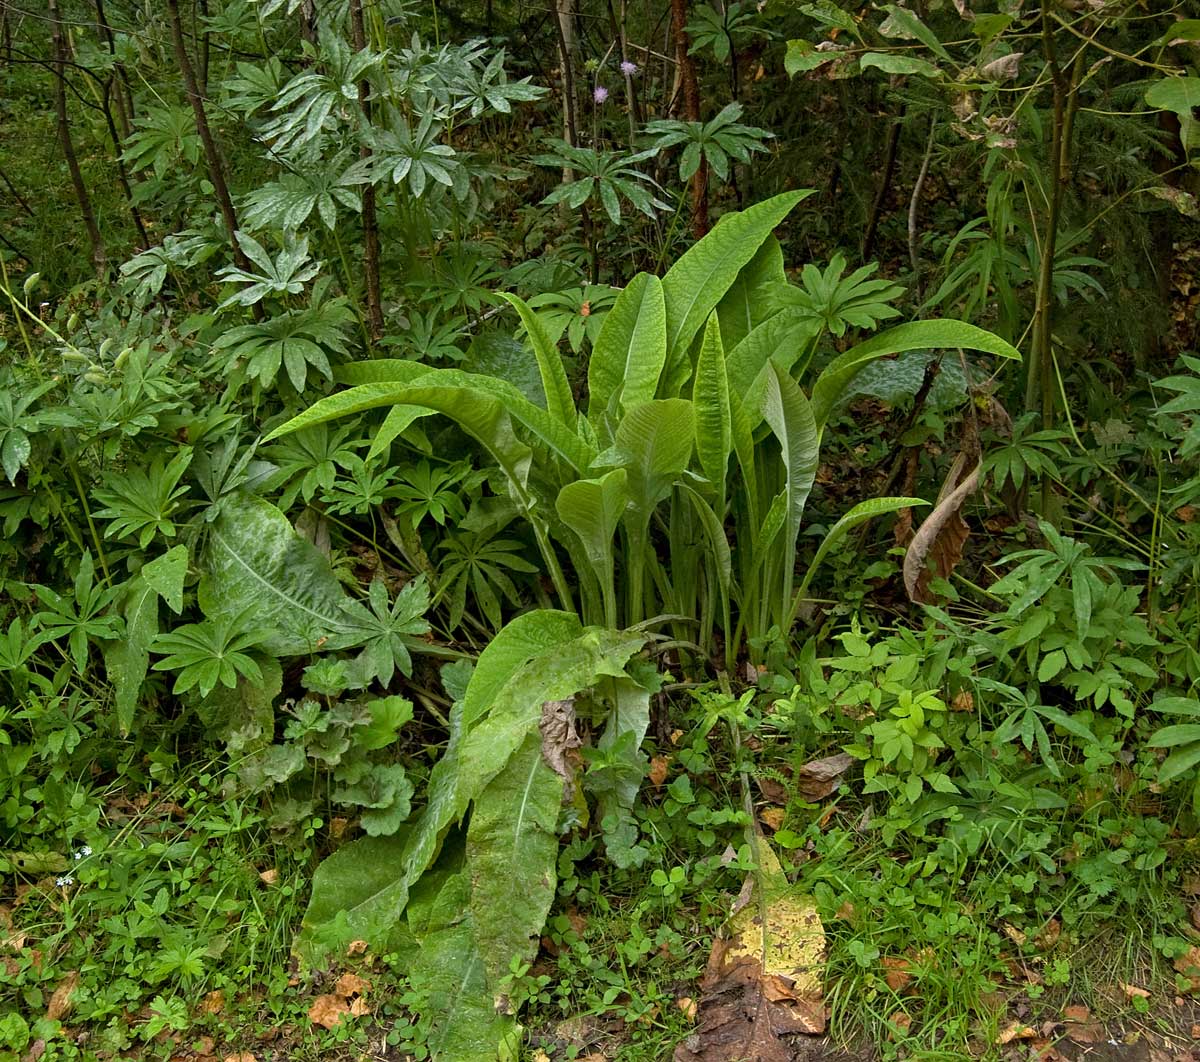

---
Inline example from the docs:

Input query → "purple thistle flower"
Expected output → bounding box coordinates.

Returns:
[593,84,609,104]
[620,60,638,77]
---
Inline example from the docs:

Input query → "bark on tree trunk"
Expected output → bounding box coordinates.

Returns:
[350,0,383,340]
[94,0,135,139]
[48,0,107,278]
[165,0,250,273]
[669,0,707,237]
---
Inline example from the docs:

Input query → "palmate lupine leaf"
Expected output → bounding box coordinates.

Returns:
[532,140,669,225]
[150,610,268,698]
[216,233,321,308]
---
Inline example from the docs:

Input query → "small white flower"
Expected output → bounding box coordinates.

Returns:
[74,845,92,860]
[55,875,74,888]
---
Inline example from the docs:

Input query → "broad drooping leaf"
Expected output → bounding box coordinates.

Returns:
[660,190,813,394]
[614,399,695,519]
[200,492,363,656]
[298,615,645,963]
[587,273,667,431]
[809,320,1021,432]
[715,232,786,352]
[496,291,576,428]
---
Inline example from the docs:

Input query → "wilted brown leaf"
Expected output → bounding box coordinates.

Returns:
[758,807,786,832]
[349,997,370,1017]
[202,990,225,1014]
[903,456,981,604]
[677,996,697,1021]
[539,699,581,797]
[887,1011,912,1040]
[308,994,351,1029]
[346,939,369,957]
[882,956,912,993]
[795,753,854,800]
[223,1054,256,1062]
[1062,1004,1090,1023]
[335,972,368,997]
[995,1021,1037,1044]
[1036,918,1061,950]
[1174,948,1200,993]
[1003,924,1027,947]
[1121,982,1151,999]
[258,868,279,886]
[951,690,974,712]
[756,775,788,804]
[648,756,670,787]
[45,970,78,1022]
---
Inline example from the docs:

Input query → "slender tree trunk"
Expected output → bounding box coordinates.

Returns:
[862,105,904,263]
[669,0,707,236]
[195,0,211,97]
[552,0,579,165]
[165,0,250,273]
[350,0,383,340]
[48,0,107,278]
[94,0,135,139]
[99,77,151,246]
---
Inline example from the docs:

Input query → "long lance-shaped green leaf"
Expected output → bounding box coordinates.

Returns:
[727,312,822,418]
[367,404,435,462]
[496,291,577,428]
[789,497,928,625]
[693,315,732,504]
[263,377,594,476]
[104,575,159,736]
[587,272,667,432]
[810,320,1021,432]
[761,361,818,623]
[335,358,434,386]
[716,232,785,352]
[661,190,813,385]
[467,730,562,992]
[556,470,630,628]
[682,484,733,664]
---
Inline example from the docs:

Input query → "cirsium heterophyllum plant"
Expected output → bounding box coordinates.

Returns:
[267,191,1021,666]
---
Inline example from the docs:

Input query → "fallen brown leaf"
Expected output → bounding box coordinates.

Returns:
[346,939,369,957]
[1062,1004,1090,1023]
[258,868,279,886]
[676,996,697,1021]
[995,1021,1037,1044]
[1174,947,1200,993]
[1121,981,1151,999]
[758,807,786,832]
[951,690,974,712]
[882,956,913,993]
[887,1011,912,1040]
[202,990,225,1015]
[648,756,670,787]
[349,997,369,1017]
[756,776,788,804]
[334,972,368,997]
[308,994,352,1030]
[45,971,78,1022]
[1036,918,1061,950]
[674,841,824,1061]
[1065,1021,1107,1044]
[223,1053,256,1062]
[795,753,854,800]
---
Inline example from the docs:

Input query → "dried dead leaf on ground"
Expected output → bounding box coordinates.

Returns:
[995,1021,1037,1044]
[202,990,225,1014]
[308,993,352,1030]
[759,807,786,832]
[649,756,670,787]
[1062,1004,1090,1023]
[795,754,854,800]
[1122,981,1152,999]
[223,1053,256,1062]
[45,970,78,1022]
[675,839,825,1061]
[882,956,912,993]
[258,868,279,886]
[346,939,369,957]
[334,972,368,997]
[1175,948,1200,993]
